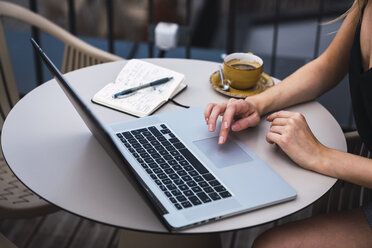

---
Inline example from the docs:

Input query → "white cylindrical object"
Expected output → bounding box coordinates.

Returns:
[155,22,179,50]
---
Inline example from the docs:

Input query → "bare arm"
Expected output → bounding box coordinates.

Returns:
[266,111,372,188]
[205,6,359,144]
[251,8,359,116]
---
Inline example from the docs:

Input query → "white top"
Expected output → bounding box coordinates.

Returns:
[1,59,346,233]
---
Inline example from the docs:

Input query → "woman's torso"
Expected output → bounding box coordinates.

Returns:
[349,0,372,150]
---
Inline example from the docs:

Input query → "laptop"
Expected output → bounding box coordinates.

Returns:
[31,38,296,231]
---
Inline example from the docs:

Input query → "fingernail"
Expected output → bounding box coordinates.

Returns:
[224,121,229,129]
[231,123,239,131]
[218,136,225,144]
[208,124,213,132]
[205,117,209,123]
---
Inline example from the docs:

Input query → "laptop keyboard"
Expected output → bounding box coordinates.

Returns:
[116,124,232,210]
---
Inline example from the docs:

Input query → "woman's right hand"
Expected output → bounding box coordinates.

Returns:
[204,98,261,144]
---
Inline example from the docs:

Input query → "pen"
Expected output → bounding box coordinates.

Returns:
[113,76,174,98]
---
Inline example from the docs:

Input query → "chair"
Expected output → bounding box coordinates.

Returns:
[0,1,123,219]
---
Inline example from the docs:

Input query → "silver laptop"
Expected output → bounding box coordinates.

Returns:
[31,38,296,231]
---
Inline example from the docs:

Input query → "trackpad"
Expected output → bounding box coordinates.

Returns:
[193,136,252,168]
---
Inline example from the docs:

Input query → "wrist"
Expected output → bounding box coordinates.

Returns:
[245,96,264,116]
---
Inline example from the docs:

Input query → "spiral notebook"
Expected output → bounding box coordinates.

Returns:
[92,59,186,117]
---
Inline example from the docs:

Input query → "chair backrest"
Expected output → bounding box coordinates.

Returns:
[0,1,123,132]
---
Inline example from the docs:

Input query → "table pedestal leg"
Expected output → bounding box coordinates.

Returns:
[118,229,222,248]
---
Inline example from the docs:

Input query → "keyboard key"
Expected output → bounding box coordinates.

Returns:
[189,170,198,177]
[143,131,152,137]
[166,184,177,191]
[168,160,178,166]
[204,187,214,193]
[171,189,182,196]
[189,196,202,206]
[161,141,172,147]
[214,185,226,192]
[169,197,177,203]
[165,145,176,151]
[160,124,167,129]
[163,155,173,160]
[184,190,194,197]
[169,138,180,143]
[154,145,165,150]
[149,126,162,137]
[181,201,193,208]
[187,181,197,187]
[122,132,133,139]
[158,173,168,180]
[159,150,169,156]
[159,163,170,169]
[148,162,158,168]
[179,184,189,191]
[174,143,185,149]
[179,148,208,174]
[169,174,179,180]
[170,150,180,156]
[143,144,152,149]
[182,175,192,182]
[162,179,172,185]
[164,168,174,174]
[220,191,232,198]
[176,195,187,202]
[174,203,182,210]
[203,173,215,181]
[191,186,202,193]
[177,170,187,176]
[179,160,189,166]
[172,165,182,171]
[209,180,221,187]
[155,179,162,185]
[173,179,183,185]
[209,192,221,201]
[165,191,172,197]
[144,158,154,163]
[198,181,209,188]
[197,192,212,203]
[194,176,204,182]
[150,174,157,180]
[160,185,167,191]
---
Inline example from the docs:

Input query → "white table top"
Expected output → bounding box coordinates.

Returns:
[1,58,346,234]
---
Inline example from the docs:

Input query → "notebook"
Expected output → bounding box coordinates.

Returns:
[31,38,297,231]
[92,59,187,117]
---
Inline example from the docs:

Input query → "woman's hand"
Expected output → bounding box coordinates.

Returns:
[204,98,261,144]
[266,110,326,171]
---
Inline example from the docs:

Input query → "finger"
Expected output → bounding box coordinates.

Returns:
[231,111,259,131]
[218,103,238,144]
[270,117,289,127]
[266,110,295,122]
[207,103,227,132]
[269,125,285,135]
[266,131,281,145]
[204,103,215,124]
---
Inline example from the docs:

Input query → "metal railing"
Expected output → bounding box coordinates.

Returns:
[25,0,350,82]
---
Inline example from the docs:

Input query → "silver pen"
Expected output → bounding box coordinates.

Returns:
[113,77,173,98]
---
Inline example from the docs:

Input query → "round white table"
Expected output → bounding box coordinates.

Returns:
[1,59,346,245]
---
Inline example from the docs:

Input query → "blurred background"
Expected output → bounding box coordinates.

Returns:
[3,0,354,130]
[0,0,357,247]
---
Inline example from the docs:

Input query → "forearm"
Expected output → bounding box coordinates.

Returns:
[249,57,342,116]
[314,147,372,189]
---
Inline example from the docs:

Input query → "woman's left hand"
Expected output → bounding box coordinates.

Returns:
[266,110,326,171]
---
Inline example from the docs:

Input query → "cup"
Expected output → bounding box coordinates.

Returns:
[222,53,263,90]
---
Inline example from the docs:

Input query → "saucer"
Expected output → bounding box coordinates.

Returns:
[210,71,274,98]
